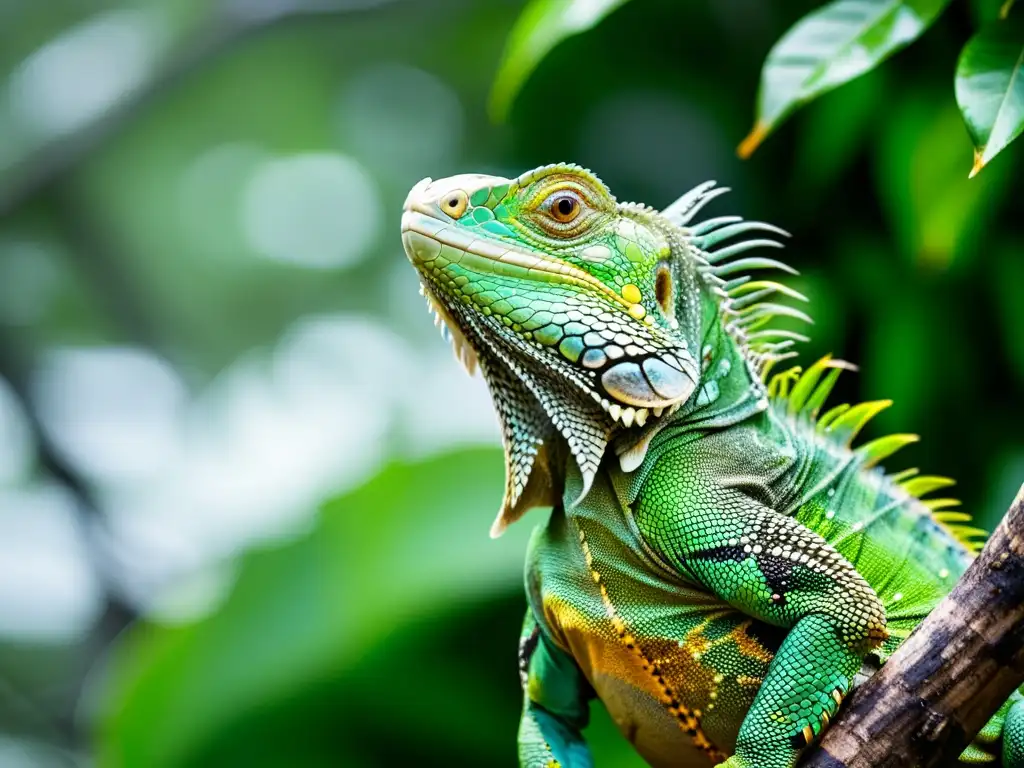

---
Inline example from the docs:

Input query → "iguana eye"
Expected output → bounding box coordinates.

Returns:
[441,190,469,219]
[532,187,595,237]
[550,194,580,223]
[536,192,585,225]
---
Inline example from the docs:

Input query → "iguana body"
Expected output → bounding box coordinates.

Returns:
[400,164,1024,767]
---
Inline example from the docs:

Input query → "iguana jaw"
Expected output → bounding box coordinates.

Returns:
[405,209,692,418]
[401,169,702,530]
[401,208,699,422]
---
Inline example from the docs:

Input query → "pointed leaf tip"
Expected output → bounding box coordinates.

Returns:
[956,22,1024,177]
[737,122,769,159]
[969,148,985,178]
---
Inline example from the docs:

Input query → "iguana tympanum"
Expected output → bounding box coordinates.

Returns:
[400,163,1024,767]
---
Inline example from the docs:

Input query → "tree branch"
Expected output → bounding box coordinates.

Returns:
[803,484,1024,767]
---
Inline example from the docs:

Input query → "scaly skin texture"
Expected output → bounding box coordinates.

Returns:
[400,164,1024,767]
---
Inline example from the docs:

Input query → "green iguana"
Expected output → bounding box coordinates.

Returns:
[400,163,1024,767]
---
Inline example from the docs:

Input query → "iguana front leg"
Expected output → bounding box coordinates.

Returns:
[518,611,594,768]
[635,450,888,768]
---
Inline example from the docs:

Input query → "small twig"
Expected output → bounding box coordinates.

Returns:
[804,484,1024,767]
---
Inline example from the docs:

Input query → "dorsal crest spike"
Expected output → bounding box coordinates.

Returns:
[901,475,957,498]
[661,181,730,226]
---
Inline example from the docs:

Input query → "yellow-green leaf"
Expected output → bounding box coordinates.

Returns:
[955,19,1024,177]
[489,0,630,122]
[739,0,952,158]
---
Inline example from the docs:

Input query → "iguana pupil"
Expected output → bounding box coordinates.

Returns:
[554,196,577,220]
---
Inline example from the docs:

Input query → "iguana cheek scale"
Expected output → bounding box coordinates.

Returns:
[400,163,1024,767]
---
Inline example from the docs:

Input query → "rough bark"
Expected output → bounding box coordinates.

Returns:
[802,483,1024,767]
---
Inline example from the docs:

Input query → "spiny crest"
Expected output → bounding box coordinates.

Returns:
[663,181,810,380]
[767,356,987,553]
[894,471,987,553]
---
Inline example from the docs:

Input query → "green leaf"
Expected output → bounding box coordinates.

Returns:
[739,0,952,158]
[489,0,630,121]
[955,19,1024,177]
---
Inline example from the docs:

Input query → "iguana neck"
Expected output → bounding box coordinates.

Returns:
[685,290,769,425]
[612,271,769,474]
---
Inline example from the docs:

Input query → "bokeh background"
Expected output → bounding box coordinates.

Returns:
[0,0,1021,766]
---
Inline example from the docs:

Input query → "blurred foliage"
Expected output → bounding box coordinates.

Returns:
[498,0,1024,173]
[0,1,1021,768]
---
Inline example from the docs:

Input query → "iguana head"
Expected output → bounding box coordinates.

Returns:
[401,163,793,534]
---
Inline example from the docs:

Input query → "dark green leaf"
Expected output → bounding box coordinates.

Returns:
[955,18,1024,176]
[739,0,952,157]
[489,0,630,121]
